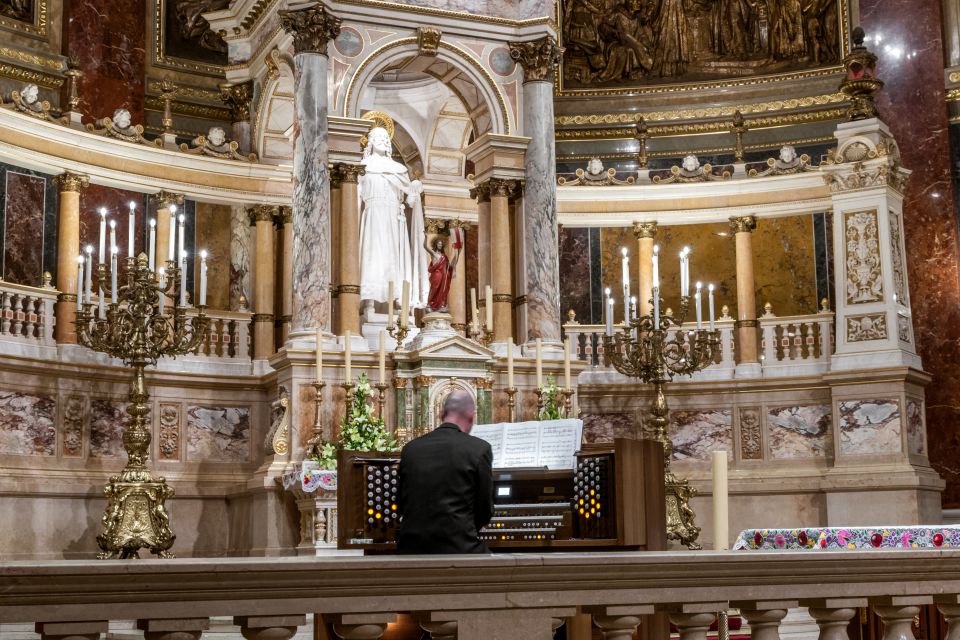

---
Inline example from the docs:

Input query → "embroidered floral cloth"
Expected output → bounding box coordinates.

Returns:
[281,462,337,493]
[734,526,960,550]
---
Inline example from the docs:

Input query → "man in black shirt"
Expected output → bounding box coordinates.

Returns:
[397,390,494,554]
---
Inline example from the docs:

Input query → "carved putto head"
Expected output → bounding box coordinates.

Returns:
[20,83,39,105]
[681,154,701,173]
[586,157,604,176]
[779,145,798,165]
[207,126,227,147]
[112,108,132,130]
[364,126,393,158]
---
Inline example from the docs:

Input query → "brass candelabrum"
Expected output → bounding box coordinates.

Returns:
[305,380,327,457]
[76,254,208,559]
[603,294,720,550]
[505,387,518,423]
[468,322,493,347]
[386,318,410,347]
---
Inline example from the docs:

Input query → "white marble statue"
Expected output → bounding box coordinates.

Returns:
[779,145,797,165]
[113,108,132,130]
[586,157,604,176]
[681,154,701,173]
[358,127,429,307]
[207,126,227,147]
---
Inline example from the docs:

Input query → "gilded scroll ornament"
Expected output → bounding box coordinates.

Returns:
[509,35,563,83]
[558,157,635,185]
[264,387,290,456]
[653,155,730,183]
[180,126,257,161]
[6,83,52,120]
[844,210,883,304]
[748,145,814,177]
[86,109,163,147]
[279,5,342,56]
[219,81,253,123]
[418,26,441,56]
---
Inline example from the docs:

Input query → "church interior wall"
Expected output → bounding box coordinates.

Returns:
[0,160,57,287]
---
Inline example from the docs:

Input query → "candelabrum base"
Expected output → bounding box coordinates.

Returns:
[96,474,175,559]
[665,470,702,550]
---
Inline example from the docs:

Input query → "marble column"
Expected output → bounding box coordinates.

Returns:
[280,5,342,341]
[219,81,253,155]
[489,178,517,342]
[334,163,363,336]
[730,215,760,375]
[634,221,657,317]
[152,191,185,274]
[509,35,563,347]
[448,220,468,333]
[229,204,252,311]
[471,183,491,327]
[249,205,278,359]
[53,172,89,344]
[279,206,293,342]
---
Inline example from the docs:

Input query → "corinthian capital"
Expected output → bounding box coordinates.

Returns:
[279,5,342,56]
[219,81,253,123]
[508,35,562,83]
[53,171,89,193]
[729,215,757,234]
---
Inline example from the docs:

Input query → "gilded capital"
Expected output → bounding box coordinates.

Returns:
[219,81,253,123]
[248,204,279,225]
[425,217,447,235]
[486,177,519,199]
[152,190,185,209]
[279,205,293,225]
[392,377,408,390]
[633,221,657,239]
[279,5,342,56]
[331,162,364,185]
[475,377,494,391]
[729,215,757,234]
[508,35,563,83]
[469,182,491,204]
[54,171,89,193]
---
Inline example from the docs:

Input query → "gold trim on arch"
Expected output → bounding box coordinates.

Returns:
[341,37,511,135]
[333,0,555,29]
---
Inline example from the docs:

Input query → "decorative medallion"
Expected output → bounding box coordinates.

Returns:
[489,47,516,76]
[846,313,887,342]
[158,403,181,461]
[335,27,364,57]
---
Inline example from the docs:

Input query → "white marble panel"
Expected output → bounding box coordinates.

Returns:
[427,153,462,176]
[0,391,55,456]
[670,409,732,461]
[838,399,901,455]
[906,400,925,456]
[186,406,251,462]
[768,404,831,459]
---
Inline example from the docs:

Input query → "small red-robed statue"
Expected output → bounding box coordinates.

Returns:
[425,229,463,312]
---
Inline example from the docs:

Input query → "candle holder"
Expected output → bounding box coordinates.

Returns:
[559,388,574,418]
[535,387,545,418]
[505,387,518,423]
[341,382,356,423]
[603,293,720,550]
[304,380,326,457]
[468,323,494,347]
[386,318,410,348]
[77,254,209,559]
[373,382,389,420]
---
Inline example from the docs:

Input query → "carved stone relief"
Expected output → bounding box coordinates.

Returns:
[62,395,85,457]
[158,403,181,461]
[888,212,908,306]
[846,313,887,342]
[897,314,912,343]
[738,407,762,460]
[844,209,883,305]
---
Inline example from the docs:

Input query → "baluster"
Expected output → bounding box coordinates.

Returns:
[234,615,307,640]
[819,316,834,359]
[23,296,37,340]
[225,319,236,358]
[873,598,932,640]
[137,617,211,640]
[1,292,10,335]
[785,323,797,360]
[808,602,862,640]
[10,294,23,337]
[762,322,777,364]
[35,621,108,640]
[721,325,735,368]
[238,316,251,360]
[41,294,55,343]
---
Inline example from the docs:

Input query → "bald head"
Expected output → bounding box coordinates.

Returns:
[441,390,477,433]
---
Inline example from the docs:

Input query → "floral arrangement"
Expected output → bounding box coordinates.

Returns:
[313,373,398,469]
[537,375,565,421]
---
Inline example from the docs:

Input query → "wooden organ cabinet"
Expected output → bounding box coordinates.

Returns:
[337,438,667,552]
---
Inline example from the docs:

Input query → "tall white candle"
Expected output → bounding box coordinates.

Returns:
[378,330,386,384]
[712,450,729,550]
[679,248,687,297]
[158,267,166,313]
[387,280,395,327]
[400,280,410,329]
[76,256,84,310]
[167,205,177,262]
[695,282,703,329]
[485,285,493,332]
[652,244,660,289]
[84,246,93,301]
[535,337,543,387]
[563,337,571,389]
[177,214,185,262]
[98,208,107,263]
[630,296,637,321]
[683,246,691,297]
[315,327,323,382]
[605,297,614,336]
[653,286,660,328]
[179,251,187,307]
[344,330,352,382]
[127,201,135,257]
[507,341,515,388]
[110,247,118,304]
[109,220,117,259]
[148,219,156,271]
[708,283,716,331]
[199,250,208,306]
[621,247,630,323]
[469,287,477,331]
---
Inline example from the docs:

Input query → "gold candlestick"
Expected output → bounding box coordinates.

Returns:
[505,387,518,423]
[560,388,574,418]
[341,382,356,420]
[374,382,389,420]
[468,322,494,347]
[386,318,409,347]
[535,387,545,419]
[304,380,326,456]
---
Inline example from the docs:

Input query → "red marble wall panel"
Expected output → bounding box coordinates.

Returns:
[558,227,592,325]
[3,172,46,286]
[859,0,960,504]
[62,0,147,123]
[77,184,148,287]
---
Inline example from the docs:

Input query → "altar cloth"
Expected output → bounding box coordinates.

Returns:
[734,526,960,550]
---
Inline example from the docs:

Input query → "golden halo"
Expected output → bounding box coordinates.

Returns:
[360,110,395,148]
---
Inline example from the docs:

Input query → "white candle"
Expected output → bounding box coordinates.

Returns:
[315,326,323,382]
[109,220,116,259]
[605,297,614,336]
[507,341,515,388]
[378,330,386,384]
[76,256,84,311]
[148,219,156,271]
[683,246,691,297]
[98,208,107,263]
[400,280,410,329]
[84,246,93,301]
[712,450,729,550]
[98,286,104,318]
[167,205,177,262]
[630,296,637,321]
[110,246,118,304]
[535,337,543,387]
[679,248,687,297]
[127,201,136,257]
[344,330,352,382]
[469,287,477,331]
[387,280,395,327]
[695,282,703,329]
[563,337,571,389]
[158,267,166,313]
[485,285,493,332]
[199,250,208,307]
[179,251,187,307]
[177,213,185,262]
[708,283,716,331]
[621,247,630,322]
[652,244,660,289]
[653,286,660,329]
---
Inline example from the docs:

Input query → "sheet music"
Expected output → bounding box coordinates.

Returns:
[471,419,584,470]
[538,419,583,469]
[470,422,506,468]
[500,421,541,467]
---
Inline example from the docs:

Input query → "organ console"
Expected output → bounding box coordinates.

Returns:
[337,437,666,552]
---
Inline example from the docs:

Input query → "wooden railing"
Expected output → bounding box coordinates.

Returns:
[2,551,959,640]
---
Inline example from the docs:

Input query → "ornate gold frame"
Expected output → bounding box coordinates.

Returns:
[0,0,48,38]
[555,0,851,97]
[153,0,225,76]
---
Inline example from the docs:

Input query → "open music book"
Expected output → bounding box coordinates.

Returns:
[470,419,584,470]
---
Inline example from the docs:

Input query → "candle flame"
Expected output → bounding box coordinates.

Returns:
[76,255,85,263]
[128,201,136,210]
[696,281,702,289]
[170,204,177,214]
[708,283,715,292]
[84,245,93,254]
[149,218,156,227]
[99,207,107,216]
[621,246,627,256]
[109,219,116,229]
[200,250,208,259]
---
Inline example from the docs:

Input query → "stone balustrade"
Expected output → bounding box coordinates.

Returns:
[184,308,252,362]
[0,281,57,349]
[2,551,959,640]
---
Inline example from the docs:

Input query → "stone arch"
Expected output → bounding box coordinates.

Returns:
[341,37,511,137]
[253,51,296,164]
[429,378,477,431]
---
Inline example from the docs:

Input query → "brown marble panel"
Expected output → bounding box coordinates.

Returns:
[581,412,638,444]
[859,0,960,504]
[753,216,818,316]
[62,0,147,122]
[77,185,148,288]
[3,171,46,286]
[0,391,55,456]
[194,203,231,311]
[558,227,592,325]
[89,398,128,458]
